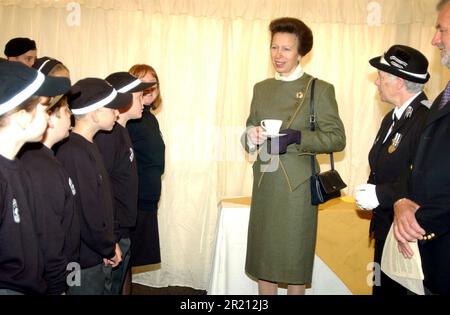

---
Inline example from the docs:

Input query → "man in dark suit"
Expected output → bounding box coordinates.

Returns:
[356,45,430,295]
[393,0,450,295]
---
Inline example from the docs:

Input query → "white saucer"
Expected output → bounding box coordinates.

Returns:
[263,133,287,138]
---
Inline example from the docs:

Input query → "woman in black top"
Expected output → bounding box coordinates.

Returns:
[127,64,165,268]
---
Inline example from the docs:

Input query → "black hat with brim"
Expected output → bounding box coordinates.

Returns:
[68,78,132,115]
[369,45,430,84]
[105,72,156,93]
[0,61,71,116]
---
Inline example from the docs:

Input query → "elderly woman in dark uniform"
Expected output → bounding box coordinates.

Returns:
[243,17,346,295]
[356,45,430,295]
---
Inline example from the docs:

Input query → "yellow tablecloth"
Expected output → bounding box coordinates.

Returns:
[220,197,374,295]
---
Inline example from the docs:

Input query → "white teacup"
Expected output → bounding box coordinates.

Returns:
[261,119,282,135]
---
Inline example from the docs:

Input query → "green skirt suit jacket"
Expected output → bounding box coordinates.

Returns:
[243,73,346,284]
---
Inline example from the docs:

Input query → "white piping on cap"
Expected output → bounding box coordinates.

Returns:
[71,89,118,115]
[0,72,45,115]
[117,79,141,93]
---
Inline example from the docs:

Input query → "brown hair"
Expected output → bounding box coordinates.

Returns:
[438,0,450,10]
[269,17,313,56]
[47,63,70,77]
[47,96,68,117]
[0,96,40,128]
[129,64,162,110]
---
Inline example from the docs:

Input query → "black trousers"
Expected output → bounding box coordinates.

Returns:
[372,238,409,295]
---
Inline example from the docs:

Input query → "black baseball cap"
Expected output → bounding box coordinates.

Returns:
[33,56,64,75]
[68,78,132,115]
[105,72,156,93]
[369,45,430,84]
[0,61,71,116]
[4,37,37,57]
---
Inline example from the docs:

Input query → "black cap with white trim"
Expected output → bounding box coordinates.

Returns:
[369,45,430,84]
[105,72,156,93]
[68,78,132,115]
[0,61,71,116]
[33,57,63,76]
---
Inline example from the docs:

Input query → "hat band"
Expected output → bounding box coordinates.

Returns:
[71,89,118,115]
[38,59,51,72]
[0,72,45,116]
[117,79,142,93]
[380,56,428,80]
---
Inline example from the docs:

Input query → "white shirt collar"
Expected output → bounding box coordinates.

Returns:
[275,63,304,82]
[392,92,421,120]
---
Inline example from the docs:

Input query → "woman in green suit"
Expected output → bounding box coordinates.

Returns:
[243,17,346,295]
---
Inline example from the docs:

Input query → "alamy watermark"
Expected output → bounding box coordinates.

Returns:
[367,262,381,288]
[367,1,382,27]
[66,2,81,27]
[66,262,81,287]
[168,125,281,173]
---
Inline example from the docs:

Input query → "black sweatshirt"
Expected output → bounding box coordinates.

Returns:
[19,143,80,294]
[0,154,46,294]
[55,133,115,268]
[127,110,165,210]
[95,123,138,238]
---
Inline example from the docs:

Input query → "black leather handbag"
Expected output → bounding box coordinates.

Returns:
[308,79,347,205]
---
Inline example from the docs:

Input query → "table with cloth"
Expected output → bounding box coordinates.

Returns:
[208,197,374,295]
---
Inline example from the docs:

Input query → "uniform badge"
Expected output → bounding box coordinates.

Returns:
[12,198,20,223]
[69,177,77,196]
[296,92,304,99]
[388,133,402,154]
[129,148,134,162]
[405,106,413,119]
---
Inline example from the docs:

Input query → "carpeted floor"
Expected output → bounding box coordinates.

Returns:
[132,283,206,295]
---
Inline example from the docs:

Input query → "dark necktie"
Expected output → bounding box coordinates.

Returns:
[383,115,397,144]
[439,81,450,109]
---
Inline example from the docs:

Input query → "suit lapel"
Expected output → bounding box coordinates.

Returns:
[378,112,394,146]
[425,93,450,127]
[369,111,393,168]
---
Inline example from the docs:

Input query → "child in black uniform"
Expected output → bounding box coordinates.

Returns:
[0,61,70,294]
[19,58,80,295]
[56,78,131,295]
[94,72,155,294]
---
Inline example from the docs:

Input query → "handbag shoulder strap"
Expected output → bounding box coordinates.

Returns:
[309,78,317,132]
[286,77,315,129]
[309,79,335,174]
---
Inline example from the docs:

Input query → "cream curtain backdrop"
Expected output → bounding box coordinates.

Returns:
[1,0,449,290]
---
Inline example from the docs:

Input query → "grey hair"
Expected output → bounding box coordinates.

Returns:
[437,0,450,11]
[404,80,425,94]
[387,73,424,93]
